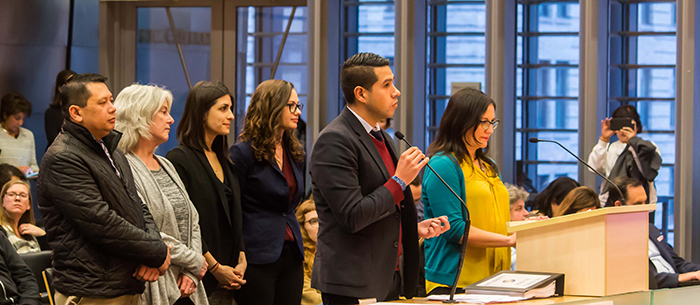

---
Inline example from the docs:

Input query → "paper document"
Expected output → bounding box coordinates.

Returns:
[426,294,527,303]
[476,273,550,289]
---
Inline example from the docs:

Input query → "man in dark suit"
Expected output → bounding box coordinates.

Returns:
[607,176,700,288]
[309,53,450,304]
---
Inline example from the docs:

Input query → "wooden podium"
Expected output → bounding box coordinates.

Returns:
[508,204,656,297]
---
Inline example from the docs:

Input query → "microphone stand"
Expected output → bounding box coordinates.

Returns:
[394,132,470,303]
[529,138,627,206]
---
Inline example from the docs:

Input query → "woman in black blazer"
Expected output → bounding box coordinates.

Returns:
[166,81,246,304]
[230,79,305,305]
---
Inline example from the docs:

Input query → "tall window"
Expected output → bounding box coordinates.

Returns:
[425,0,486,147]
[609,1,676,245]
[341,0,395,112]
[516,1,580,192]
[236,6,308,136]
[136,7,212,155]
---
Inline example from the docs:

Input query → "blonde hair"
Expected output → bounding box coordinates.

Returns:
[554,186,600,217]
[295,196,316,280]
[0,180,35,235]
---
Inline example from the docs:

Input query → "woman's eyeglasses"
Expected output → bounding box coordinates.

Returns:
[479,119,500,130]
[287,103,304,113]
[5,192,28,199]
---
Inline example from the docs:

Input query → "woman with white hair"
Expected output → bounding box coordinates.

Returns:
[115,84,208,305]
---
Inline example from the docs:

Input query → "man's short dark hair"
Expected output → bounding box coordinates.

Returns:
[0,93,31,119]
[605,176,643,207]
[340,53,391,105]
[60,73,108,120]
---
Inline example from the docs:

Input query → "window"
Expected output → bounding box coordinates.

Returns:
[516,1,580,192]
[341,0,395,113]
[425,0,486,147]
[236,6,308,136]
[609,0,676,245]
[136,7,212,155]
[70,0,100,73]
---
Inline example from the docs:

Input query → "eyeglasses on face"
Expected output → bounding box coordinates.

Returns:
[5,192,28,199]
[287,103,304,113]
[479,119,500,130]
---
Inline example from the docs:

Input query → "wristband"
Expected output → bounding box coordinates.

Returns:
[209,261,220,272]
[391,175,407,191]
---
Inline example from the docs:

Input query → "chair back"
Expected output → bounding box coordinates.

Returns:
[19,250,52,304]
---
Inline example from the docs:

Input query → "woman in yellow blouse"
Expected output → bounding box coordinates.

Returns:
[422,88,515,294]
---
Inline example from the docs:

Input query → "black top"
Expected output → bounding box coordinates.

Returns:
[0,233,40,305]
[43,104,63,149]
[166,145,244,295]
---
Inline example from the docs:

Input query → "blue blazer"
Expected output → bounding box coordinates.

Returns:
[648,223,700,288]
[230,141,304,265]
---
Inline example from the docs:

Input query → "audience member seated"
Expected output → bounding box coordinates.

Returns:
[506,183,529,270]
[295,196,322,305]
[0,93,38,175]
[531,177,580,218]
[607,176,700,289]
[0,164,26,186]
[552,186,599,217]
[0,180,44,254]
[588,105,662,205]
[410,176,424,222]
[0,232,40,305]
[115,84,208,305]
[45,69,76,148]
[507,184,529,222]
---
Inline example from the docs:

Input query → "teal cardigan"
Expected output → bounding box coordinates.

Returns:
[422,153,468,286]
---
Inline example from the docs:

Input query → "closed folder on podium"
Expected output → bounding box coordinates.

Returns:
[507,204,655,296]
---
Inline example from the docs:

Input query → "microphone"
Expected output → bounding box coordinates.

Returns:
[528,137,626,206]
[394,131,470,303]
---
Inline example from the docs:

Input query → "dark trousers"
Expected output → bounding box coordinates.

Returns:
[321,270,402,305]
[235,241,303,305]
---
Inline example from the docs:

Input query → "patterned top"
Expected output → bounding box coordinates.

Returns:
[2,225,40,253]
[151,168,190,245]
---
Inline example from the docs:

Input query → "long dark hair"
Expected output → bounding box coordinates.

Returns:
[533,177,580,217]
[0,164,26,188]
[427,88,499,176]
[51,69,76,107]
[239,79,304,162]
[176,81,234,157]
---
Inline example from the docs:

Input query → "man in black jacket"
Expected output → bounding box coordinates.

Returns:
[37,74,170,305]
[0,233,39,305]
[607,176,700,289]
